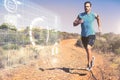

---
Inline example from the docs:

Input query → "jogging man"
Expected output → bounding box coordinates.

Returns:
[73,1,101,70]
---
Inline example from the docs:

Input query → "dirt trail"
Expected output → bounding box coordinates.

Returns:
[0,39,117,80]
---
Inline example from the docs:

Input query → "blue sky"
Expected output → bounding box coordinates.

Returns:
[30,0,120,34]
[0,0,120,34]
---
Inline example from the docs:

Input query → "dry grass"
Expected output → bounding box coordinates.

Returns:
[0,45,52,69]
[0,39,120,80]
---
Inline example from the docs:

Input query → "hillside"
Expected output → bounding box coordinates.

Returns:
[0,39,119,80]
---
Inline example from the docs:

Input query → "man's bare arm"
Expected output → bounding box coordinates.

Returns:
[73,16,83,26]
[96,15,101,32]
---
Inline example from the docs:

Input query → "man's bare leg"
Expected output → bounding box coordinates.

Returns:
[85,45,92,67]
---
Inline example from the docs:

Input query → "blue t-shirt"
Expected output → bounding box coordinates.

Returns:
[78,12,97,37]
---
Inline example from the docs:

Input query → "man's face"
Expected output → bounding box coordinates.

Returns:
[84,3,91,13]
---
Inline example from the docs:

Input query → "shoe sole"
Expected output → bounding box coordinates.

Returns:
[86,56,95,71]
[86,67,92,71]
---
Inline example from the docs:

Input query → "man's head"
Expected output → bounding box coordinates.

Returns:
[84,1,92,13]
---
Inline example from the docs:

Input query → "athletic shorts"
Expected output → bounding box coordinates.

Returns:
[81,35,96,48]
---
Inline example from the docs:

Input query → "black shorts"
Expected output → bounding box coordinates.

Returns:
[81,35,96,48]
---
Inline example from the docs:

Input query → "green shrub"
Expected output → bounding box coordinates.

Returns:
[75,39,83,47]
[0,23,9,30]
[2,44,19,50]
[114,47,120,55]
[111,39,120,52]
[0,23,17,31]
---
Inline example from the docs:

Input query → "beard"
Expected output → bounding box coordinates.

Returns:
[85,9,90,13]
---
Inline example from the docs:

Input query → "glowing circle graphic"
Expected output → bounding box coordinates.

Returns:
[4,0,17,13]
[29,17,49,46]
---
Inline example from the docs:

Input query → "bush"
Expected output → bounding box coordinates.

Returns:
[2,44,19,50]
[75,39,83,47]
[0,30,30,46]
[0,23,9,30]
[0,23,17,31]
[48,30,59,45]
[32,28,49,45]
[111,39,120,52]
[114,48,120,55]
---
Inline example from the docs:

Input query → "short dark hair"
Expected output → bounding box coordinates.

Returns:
[84,1,92,7]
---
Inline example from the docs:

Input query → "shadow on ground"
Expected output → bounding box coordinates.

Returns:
[39,67,99,80]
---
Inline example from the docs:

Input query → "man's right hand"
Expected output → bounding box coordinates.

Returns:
[73,19,84,26]
[73,19,80,26]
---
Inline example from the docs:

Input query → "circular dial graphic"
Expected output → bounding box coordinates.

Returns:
[4,0,17,13]
[29,17,49,46]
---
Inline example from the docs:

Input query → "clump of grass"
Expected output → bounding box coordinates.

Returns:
[0,48,5,69]
[2,44,19,50]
